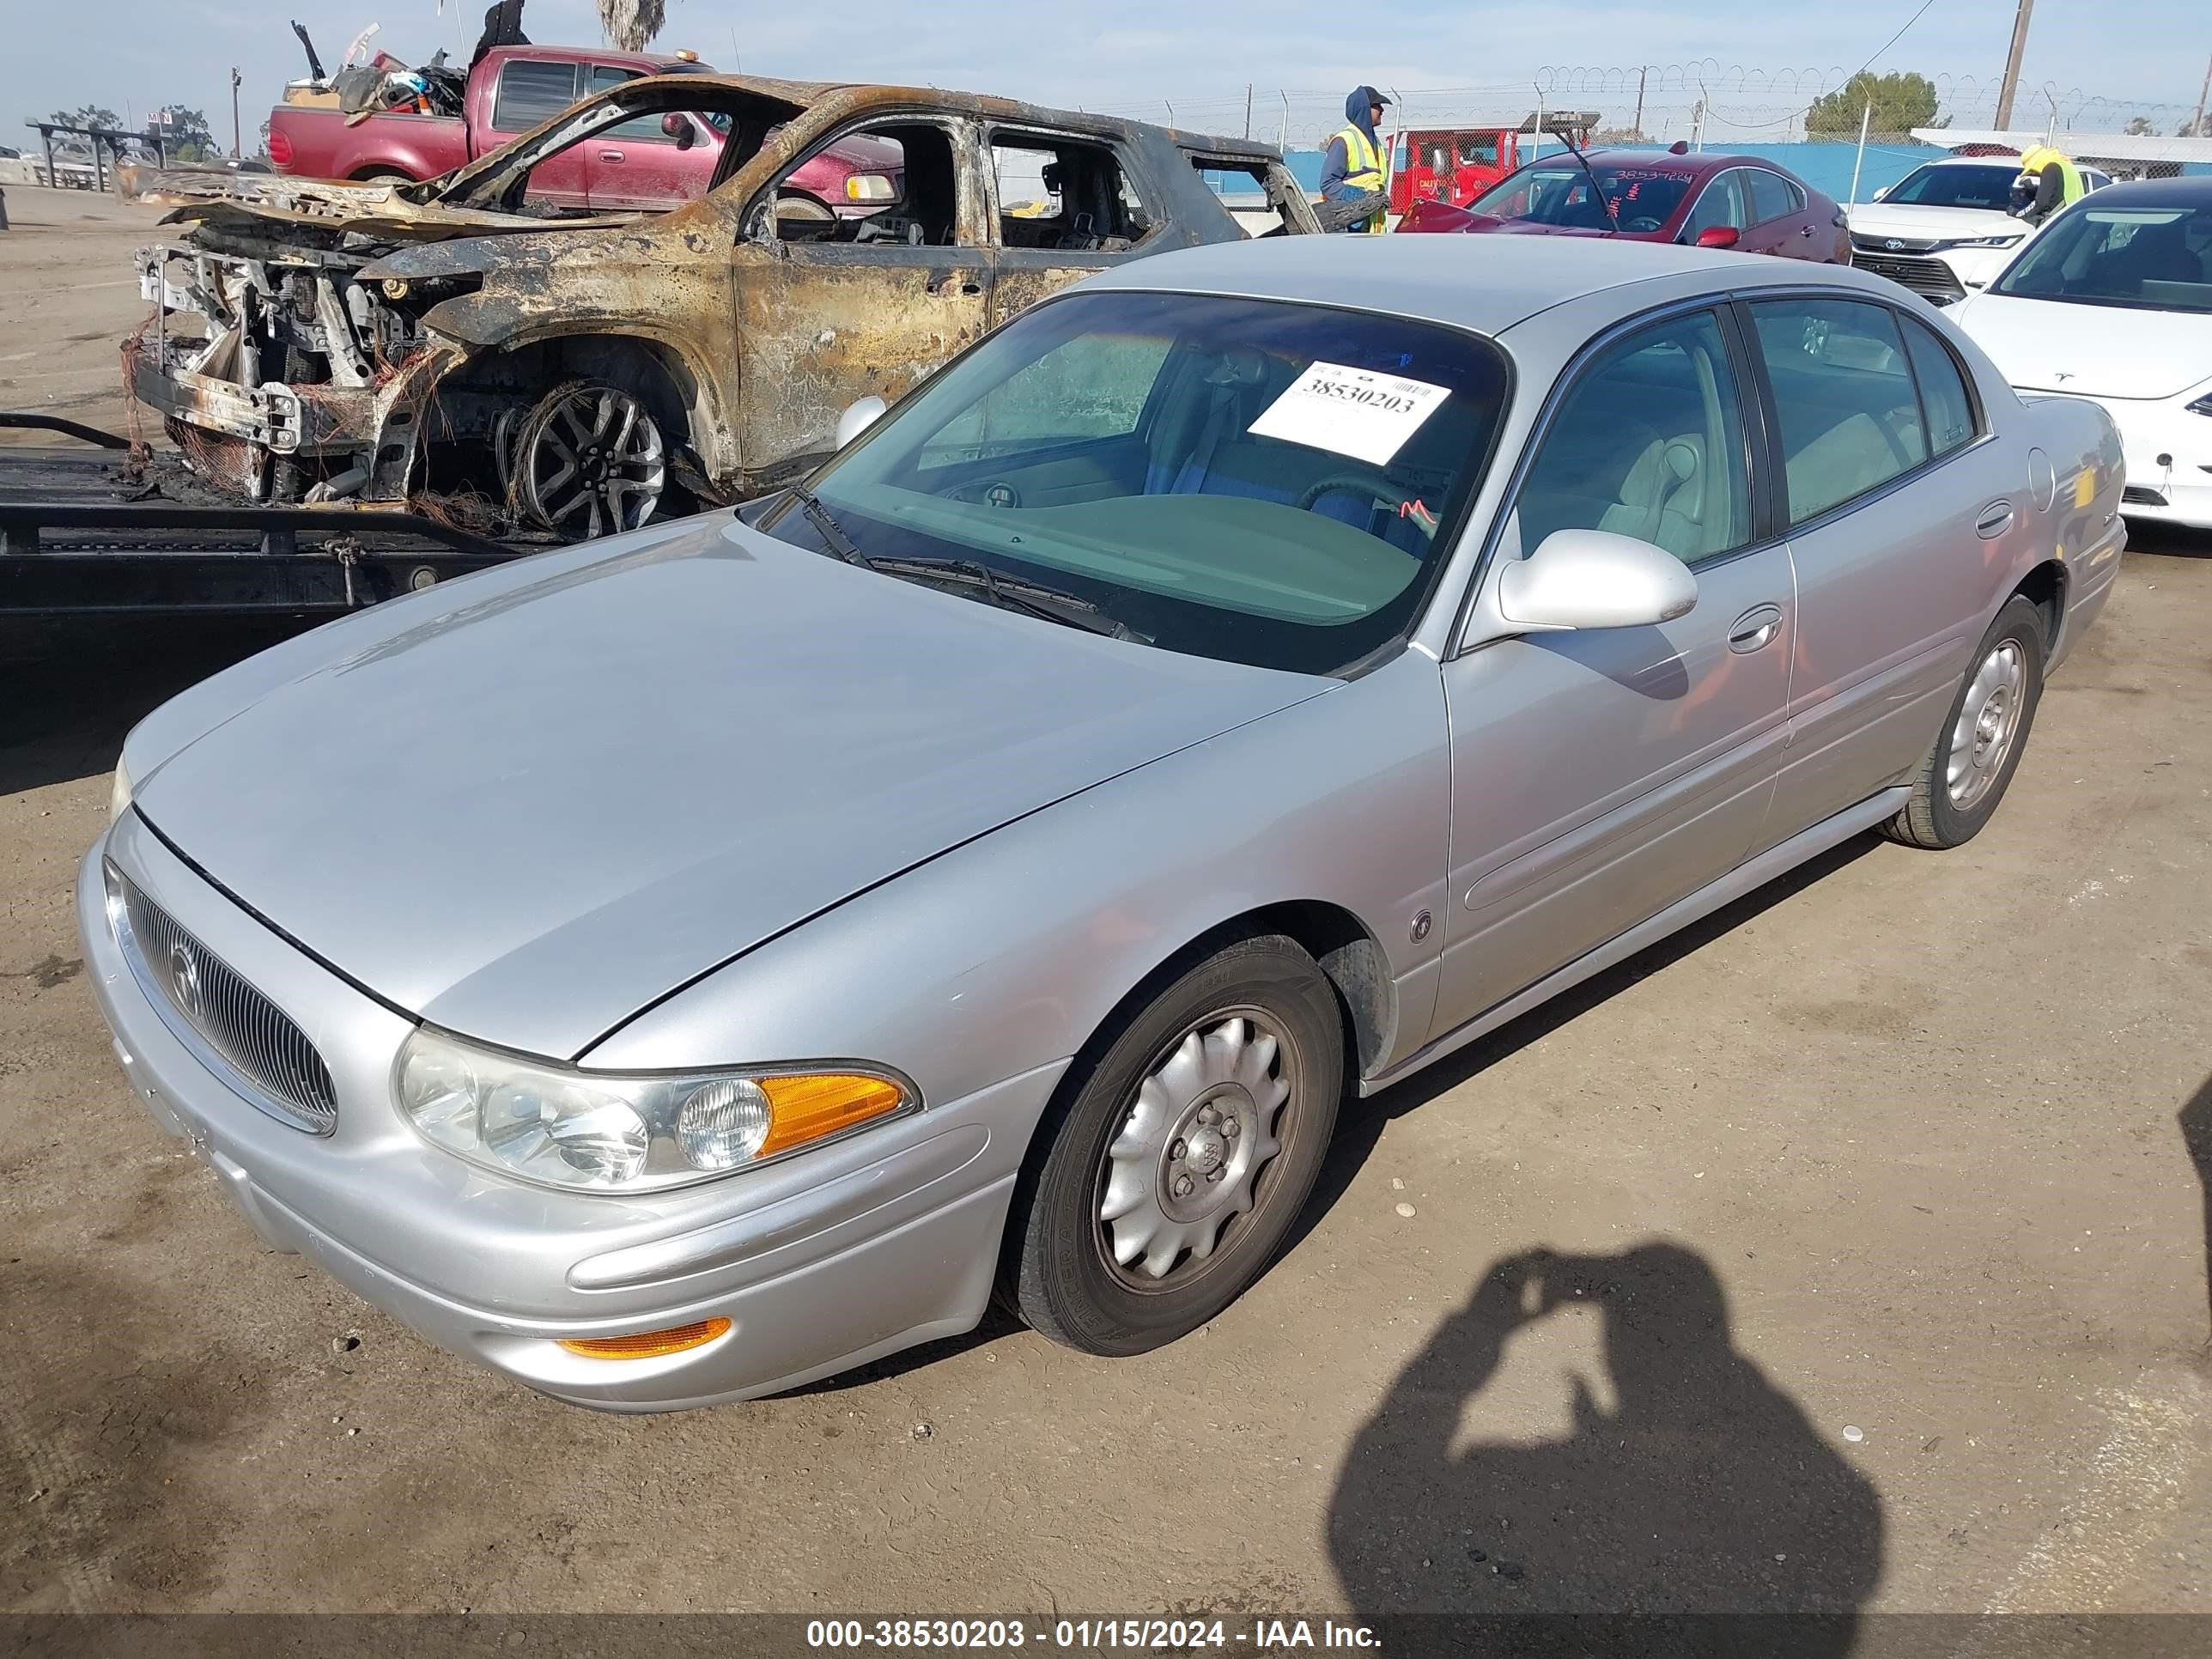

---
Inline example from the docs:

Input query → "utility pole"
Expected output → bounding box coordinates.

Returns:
[1996,0,2036,131]
[1243,83,1253,140]
[2193,51,2210,138]
[1632,65,1647,139]
[230,67,242,158]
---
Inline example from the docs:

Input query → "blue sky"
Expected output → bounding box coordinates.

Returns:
[7,2,2205,152]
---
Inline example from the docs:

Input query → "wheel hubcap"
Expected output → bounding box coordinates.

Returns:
[1098,1011,1294,1286]
[1947,637,2027,810]
[515,385,665,539]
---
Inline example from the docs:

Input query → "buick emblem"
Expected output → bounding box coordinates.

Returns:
[1882,238,1904,251]
[168,939,203,1019]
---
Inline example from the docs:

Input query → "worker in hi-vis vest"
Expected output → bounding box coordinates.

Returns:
[1321,85,1393,233]
[2009,144,2086,227]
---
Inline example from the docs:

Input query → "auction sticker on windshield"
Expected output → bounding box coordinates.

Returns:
[1248,360,1450,466]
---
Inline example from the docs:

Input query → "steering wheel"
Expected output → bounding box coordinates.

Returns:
[1621,214,1664,233]
[1295,474,1382,513]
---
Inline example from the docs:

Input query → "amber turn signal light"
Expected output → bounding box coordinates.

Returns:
[757,1073,907,1158]
[558,1317,732,1360]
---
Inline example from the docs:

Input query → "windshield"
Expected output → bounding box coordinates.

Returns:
[1991,201,2212,313]
[1881,163,2020,210]
[762,291,1511,675]
[1468,163,1690,232]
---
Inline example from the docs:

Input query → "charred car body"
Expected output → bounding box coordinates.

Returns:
[130,76,1318,539]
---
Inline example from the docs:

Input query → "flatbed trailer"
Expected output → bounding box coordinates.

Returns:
[0,415,533,620]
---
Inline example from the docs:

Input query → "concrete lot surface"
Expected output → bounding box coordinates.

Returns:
[1,197,2209,1622]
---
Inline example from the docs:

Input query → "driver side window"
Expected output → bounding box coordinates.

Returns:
[1515,311,1753,566]
[757,120,971,247]
[1684,171,1748,238]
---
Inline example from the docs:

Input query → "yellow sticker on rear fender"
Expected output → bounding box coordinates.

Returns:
[2074,468,2096,507]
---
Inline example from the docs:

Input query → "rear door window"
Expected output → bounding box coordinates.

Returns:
[491,59,581,134]
[1747,170,1802,224]
[1749,299,1929,523]
[1899,317,1978,458]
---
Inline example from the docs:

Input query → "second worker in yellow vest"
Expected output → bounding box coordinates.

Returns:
[2010,144,2085,227]
[1321,85,1394,233]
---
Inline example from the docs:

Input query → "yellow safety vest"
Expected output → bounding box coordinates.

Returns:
[2021,149,2086,210]
[1332,125,1390,233]
[2052,155,2086,206]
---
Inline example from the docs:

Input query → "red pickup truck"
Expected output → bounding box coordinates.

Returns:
[267,44,893,216]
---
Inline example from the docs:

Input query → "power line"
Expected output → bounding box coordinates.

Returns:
[1854,0,1942,82]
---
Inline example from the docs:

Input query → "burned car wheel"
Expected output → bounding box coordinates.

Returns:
[509,380,668,540]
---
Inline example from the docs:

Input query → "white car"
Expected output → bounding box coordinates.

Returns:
[1952,176,2212,530]
[1849,156,2112,305]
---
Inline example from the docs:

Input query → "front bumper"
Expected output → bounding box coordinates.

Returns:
[1847,241,2020,306]
[79,812,1050,1410]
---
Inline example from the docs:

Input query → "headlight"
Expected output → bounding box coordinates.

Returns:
[844,173,896,203]
[1942,234,2023,250]
[2187,393,2212,418]
[109,759,135,821]
[394,1026,916,1194]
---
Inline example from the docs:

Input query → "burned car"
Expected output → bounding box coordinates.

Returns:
[129,76,1319,538]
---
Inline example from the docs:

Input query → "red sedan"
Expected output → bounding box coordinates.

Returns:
[1399,144,1850,264]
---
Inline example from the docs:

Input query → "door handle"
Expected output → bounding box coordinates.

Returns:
[1975,501,2014,538]
[1728,604,1784,653]
[929,277,982,297]
[599,149,625,163]
[1800,224,1814,236]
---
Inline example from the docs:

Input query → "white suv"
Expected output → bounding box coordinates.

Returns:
[1848,155,2112,305]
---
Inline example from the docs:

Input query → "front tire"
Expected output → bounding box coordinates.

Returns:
[1010,935,1343,1357]
[1881,593,2047,849]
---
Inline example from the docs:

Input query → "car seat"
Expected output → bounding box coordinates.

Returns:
[1599,434,1706,559]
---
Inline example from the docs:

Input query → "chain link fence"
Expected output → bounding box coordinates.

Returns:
[1094,65,2205,159]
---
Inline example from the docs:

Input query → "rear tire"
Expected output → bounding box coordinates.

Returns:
[1010,934,1343,1357]
[1880,593,2047,849]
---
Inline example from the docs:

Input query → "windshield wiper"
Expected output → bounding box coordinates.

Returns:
[866,556,1144,641]
[1544,108,1620,232]
[783,483,868,566]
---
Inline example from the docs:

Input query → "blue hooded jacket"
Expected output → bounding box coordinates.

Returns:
[1321,85,1389,198]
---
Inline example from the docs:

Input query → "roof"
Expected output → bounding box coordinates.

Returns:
[617,72,1284,160]
[2051,173,2212,207]
[1913,128,2212,167]
[1578,148,1743,173]
[1077,231,1875,336]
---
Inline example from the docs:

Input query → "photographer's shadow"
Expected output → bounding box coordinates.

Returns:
[1328,1243,1882,1648]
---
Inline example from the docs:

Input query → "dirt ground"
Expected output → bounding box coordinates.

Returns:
[3,191,2210,1630]
[0,189,156,445]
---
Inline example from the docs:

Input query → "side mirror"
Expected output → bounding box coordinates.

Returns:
[835,395,888,448]
[663,113,694,149]
[1496,529,1698,632]
[1693,224,1740,250]
[1871,185,1889,201]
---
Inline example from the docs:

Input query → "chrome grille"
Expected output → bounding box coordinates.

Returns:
[1851,249,1966,303]
[108,865,337,1133]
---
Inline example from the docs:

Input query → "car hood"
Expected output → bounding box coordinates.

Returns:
[1845,202,2018,245]
[132,515,1326,1060]
[1952,291,2212,398]
[150,171,642,246]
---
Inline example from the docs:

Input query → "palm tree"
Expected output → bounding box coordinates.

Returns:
[598,0,666,53]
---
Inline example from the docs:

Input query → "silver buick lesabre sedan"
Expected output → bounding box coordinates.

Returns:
[84,235,2124,1409]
